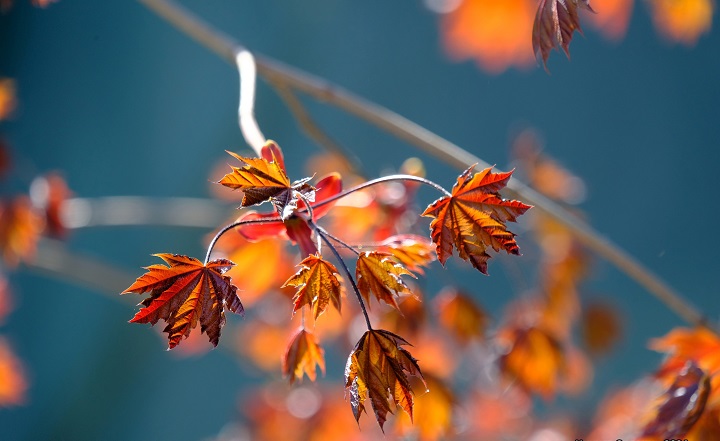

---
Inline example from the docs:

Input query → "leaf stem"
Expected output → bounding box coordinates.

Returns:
[204,216,282,265]
[139,0,714,332]
[309,174,451,212]
[313,225,372,330]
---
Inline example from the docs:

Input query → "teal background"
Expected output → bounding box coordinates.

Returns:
[1,1,719,440]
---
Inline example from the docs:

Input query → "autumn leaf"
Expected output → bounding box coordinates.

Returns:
[123,253,243,349]
[648,0,713,45]
[640,362,711,440]
[356,251,416,310]
[30,172,72,238]
[0,337,26,406]
[422,165,531,275]
[498,326,566,399]
[433,287,488,345]
[394,374,455,441]
[0,78,16,121]
[218,146,314,219]
[532,0,594,67]
[0,196,44,267]
[586,0,634,40]
[441,0,537,74]
[581,302,622,355]
[282,254,343,320]
[345,329,425,430]
[378,234,436,274]
[282,328,326,384]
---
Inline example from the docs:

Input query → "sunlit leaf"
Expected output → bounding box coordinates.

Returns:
[648,0,713,45]
[282,254,343,320]
[532,0,594,68]
[378,234,436,274]
[640,362,710,439]
[345,329,425,430]
[123,253,243,349]
[422,165,531,274]
[219,148,314,219]
[282,328,326,384]
[356,251,416,310]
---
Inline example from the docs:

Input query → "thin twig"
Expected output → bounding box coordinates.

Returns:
[315,227,372,330]
[138,0,710,331]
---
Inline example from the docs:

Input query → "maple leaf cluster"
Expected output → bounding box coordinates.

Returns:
[123,140,531,429]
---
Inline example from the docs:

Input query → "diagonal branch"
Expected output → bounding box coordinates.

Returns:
[137,0,710,331]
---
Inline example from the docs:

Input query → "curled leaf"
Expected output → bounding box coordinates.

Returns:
[282,328,326,384]
[123,254,244,349]
[345,329,425,430]
[422,165,531,274]
[282,254,343,320]
[641,362,711,439]
[532,0,594,67]
[356,251,416,310]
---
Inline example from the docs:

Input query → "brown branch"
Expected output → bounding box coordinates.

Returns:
[137,0,710,330]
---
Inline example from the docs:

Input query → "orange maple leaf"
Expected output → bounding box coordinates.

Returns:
[282,328,326,384]
[356,251,416,310]
[533,0,594,67]
[0,337,26,406]
[587,0,634,40]
[422,165,531,275]
[345,329,425,430]
[218,148,314,219]
[282,253,343,320]
[378,234,436,275]
[123,253,243,349]
[393,373,455,441]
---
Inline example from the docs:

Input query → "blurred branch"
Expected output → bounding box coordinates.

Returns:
[272,82,364,175]
[29,238,135,303]
[61,196,230,229]
[137,0,710,330]
[236,50,266,154]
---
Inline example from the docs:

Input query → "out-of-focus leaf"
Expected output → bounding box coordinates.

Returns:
[0,337,26,406]
[282,254,342,320]
[345,329,425,430]
[648,0,713,45]
[532,0,594,67]
[586,0,634,40]
[30,172,72,238]
[640,362,710,439]
[394,374,455,441]
[378,234,436,274]
[282,328,326,384]
[356,251,416,310]
[433,287,488,345]
[0,196,44,267]
[422,165,531,275]
[440,0,537,74]
[0,78,16,121]
[498,326,566,399]
[581,302,622,355]
[123,254,243,349]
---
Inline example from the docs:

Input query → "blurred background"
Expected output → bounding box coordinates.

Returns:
[0,0,719,440]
